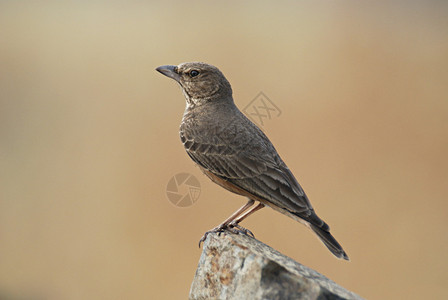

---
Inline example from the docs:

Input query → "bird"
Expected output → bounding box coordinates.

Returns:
[156,62,349,260]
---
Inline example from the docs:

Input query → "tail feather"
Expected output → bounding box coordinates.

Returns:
[310,224,349,261]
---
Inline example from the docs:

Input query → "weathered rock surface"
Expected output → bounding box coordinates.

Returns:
[189,232,362,300]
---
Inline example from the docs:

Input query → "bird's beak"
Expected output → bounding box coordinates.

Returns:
[156,65,180,82]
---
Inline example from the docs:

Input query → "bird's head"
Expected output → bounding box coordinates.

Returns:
[156,62,232,106]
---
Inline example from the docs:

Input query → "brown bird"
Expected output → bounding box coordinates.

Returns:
[156,62,349,260]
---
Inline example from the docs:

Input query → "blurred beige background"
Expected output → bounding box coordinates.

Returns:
[1,1,447,299]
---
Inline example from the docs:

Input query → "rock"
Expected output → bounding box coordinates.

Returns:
[189,232,362,300]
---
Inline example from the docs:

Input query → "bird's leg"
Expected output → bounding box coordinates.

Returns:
[229,202,265,237]
[231,202,265,224]
[199,199,255,247]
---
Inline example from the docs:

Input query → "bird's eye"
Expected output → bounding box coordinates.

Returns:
[189,70,200,77]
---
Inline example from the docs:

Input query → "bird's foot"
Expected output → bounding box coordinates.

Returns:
[198,225,227,247]
[198,223,255,247]
[228,222,255,238]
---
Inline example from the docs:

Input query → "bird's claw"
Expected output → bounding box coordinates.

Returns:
[198,223,255,247]
[229,223,255,238]
[198,226,226,247]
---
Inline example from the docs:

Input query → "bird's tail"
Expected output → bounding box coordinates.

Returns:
[310,224,349,261]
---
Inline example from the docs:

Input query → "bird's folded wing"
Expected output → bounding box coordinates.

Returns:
[184,139,314,216]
